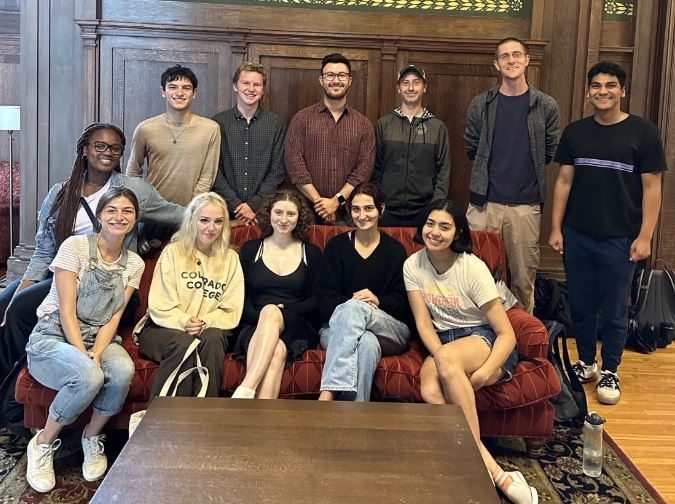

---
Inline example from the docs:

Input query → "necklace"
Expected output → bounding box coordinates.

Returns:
[163,113,190,144]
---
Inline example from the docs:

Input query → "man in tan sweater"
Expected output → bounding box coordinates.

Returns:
[126,65,220,207]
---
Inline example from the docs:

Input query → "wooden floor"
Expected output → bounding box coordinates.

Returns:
[567,339,675,503]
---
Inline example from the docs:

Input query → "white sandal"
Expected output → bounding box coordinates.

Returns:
[494,470,538,504]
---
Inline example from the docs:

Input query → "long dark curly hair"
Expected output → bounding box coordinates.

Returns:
[50,123,126,248]
[257,189,312,240]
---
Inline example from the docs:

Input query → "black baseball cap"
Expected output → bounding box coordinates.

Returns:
[397,65,426,83]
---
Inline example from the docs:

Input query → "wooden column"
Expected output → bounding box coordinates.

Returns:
[79,19,100,126]
[630,0,659,118]
[573,0,604,120]
[653,1,675,265]
[378,38,398,117]
[9,0,44,281]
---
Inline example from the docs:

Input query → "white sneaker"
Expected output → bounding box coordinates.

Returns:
[572,360,599,383]
[495,470,538,504]
[26,430,61,493]
[231,385,256,399]
[81,428,108,482]
[596,370,621,405]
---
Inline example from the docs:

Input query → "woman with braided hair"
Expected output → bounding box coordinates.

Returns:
[0,123,183,424]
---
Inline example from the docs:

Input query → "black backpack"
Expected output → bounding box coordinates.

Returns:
[626,266,675,353]
[544,320,588,426]
[534,275,573,331]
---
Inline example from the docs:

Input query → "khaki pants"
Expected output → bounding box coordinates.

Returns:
[466,202,541,314]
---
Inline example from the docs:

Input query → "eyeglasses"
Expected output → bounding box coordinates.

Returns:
[92,140,124,155]
[322,72,351,82]
[497,51,527,62]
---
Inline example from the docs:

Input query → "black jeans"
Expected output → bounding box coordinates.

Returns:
[0,278,52,379]
[0,278,51,424]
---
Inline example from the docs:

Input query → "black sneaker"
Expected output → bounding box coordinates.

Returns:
[572,360,598,382]
[595,370,621,405]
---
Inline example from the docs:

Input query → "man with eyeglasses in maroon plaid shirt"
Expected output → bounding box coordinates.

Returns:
[285,53,375,224]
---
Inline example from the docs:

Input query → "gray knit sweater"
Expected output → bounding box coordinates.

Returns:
[464,84,560,206]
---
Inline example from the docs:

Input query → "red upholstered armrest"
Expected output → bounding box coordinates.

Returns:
[507,307,548,360]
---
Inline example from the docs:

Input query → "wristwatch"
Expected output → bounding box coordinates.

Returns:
[335,192,346,206]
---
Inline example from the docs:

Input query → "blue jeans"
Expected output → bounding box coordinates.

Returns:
[563,226,636,373]
[319,299,410,401]
[26,315,134,424]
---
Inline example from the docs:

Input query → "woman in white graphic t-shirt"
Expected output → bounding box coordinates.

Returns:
[403,199,536,504]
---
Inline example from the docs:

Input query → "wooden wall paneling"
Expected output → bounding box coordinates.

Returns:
[537,0,557,94]
[546,0,583,128]
[378,38,399,118]
[630,1,659,120]
[76,0,100,126]
[78,19,100,126]
[249,44,380,124]
[530,0,546,39]
[0,33,20,165]
[600,20,635,48]
[576,0,604,119]
[654,1,675,266]
[101,0,531,41]
[14,0,42,269]
[48,0,86,186]
[98,34,233,173]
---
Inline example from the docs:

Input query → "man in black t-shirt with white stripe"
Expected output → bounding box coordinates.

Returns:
[549,61,667,405]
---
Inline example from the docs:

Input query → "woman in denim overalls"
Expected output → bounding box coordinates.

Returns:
[24,187,145,493]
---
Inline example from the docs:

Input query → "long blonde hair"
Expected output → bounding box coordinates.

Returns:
[173,192,230,260]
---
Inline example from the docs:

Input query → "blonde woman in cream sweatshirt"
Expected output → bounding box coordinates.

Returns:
[135,192,244,398]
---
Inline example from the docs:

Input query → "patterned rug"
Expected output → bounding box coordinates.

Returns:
[0,425,666,503]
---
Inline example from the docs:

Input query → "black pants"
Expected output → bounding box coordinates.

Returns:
[0,278,52,379]
[138,322,230,400]
[0,278,51,424]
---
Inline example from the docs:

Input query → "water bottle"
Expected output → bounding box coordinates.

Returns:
[582,411,606,477]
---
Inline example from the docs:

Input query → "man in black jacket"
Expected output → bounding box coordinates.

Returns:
[373,65,451,227]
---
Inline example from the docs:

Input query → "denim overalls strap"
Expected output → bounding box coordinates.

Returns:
[75,234,128,333]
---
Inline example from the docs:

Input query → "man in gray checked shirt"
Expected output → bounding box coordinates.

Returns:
[212,62,286,226]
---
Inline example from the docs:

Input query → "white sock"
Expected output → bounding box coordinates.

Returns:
[231,385,256,399]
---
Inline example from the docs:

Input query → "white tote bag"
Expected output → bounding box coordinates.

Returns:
[129,337,209,436]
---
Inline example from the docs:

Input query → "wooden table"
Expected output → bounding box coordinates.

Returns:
[92,397,500,503]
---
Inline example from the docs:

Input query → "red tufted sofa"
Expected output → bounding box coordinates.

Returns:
[16,225,561,453]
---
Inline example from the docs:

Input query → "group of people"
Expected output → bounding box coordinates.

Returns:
[0,33,667,504]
